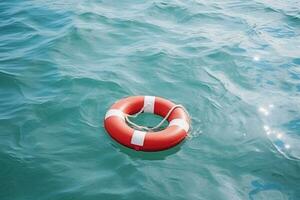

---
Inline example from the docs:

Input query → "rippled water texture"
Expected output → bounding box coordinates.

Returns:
[1,0,300,199]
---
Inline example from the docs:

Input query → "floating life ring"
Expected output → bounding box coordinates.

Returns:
[104,96,190,151]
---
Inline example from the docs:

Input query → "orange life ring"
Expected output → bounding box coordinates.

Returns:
[104,96,190,151]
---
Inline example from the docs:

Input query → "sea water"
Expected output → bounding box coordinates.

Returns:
[1,0,300,199]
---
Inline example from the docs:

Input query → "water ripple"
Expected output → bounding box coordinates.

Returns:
[1,0,300,200]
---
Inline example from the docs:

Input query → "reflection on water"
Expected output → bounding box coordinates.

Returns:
[253,55,260,62]
[249,180,282,200]
[259,104,298,161]
[1,0,300,199]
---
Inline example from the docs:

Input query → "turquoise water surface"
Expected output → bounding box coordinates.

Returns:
[1,0,300,199]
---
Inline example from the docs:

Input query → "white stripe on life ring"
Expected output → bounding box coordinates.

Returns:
[105,109,125,121]
[131,130,146,146]
[143,96,155,113]
[169,118,189,132]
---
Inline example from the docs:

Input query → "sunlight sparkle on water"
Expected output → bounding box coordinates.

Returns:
[259,106,269,116]
[276,133,283,139]
[263,125,270,131]
[253,55,260,61]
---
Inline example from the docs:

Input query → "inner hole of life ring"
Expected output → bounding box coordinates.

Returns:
[127,112,168,131]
